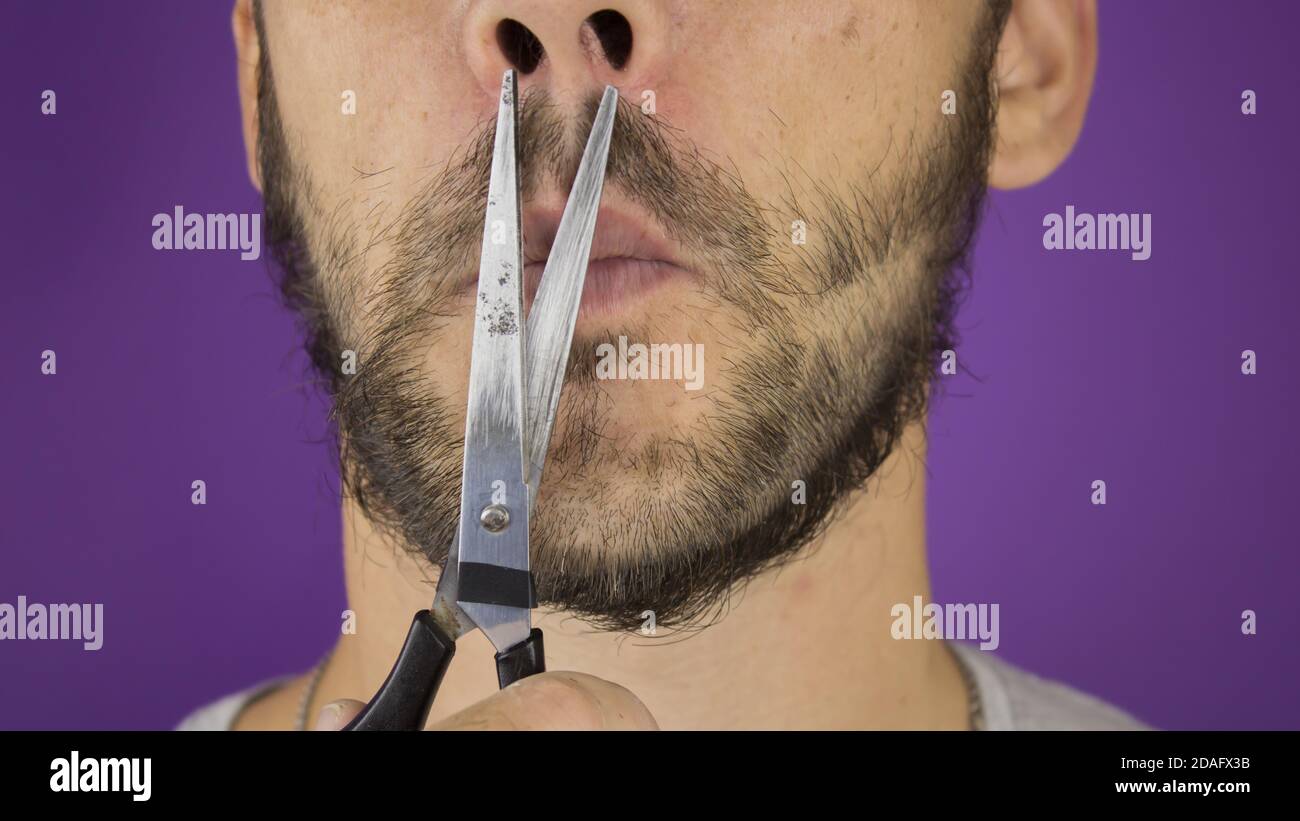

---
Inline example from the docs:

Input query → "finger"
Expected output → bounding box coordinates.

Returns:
[313,698,365,730]
[430,671,658,730]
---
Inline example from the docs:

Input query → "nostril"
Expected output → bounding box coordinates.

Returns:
[585,10,633,70]
[496,19,546,74]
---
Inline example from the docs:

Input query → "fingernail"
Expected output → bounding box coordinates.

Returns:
[313,701,344,731]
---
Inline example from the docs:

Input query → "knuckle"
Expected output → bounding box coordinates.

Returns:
[600,682,659,730]
[511,672,609,728]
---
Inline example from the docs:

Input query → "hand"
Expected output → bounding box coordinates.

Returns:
[312,671,659,730]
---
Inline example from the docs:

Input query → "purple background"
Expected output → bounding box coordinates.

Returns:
[2,2,1296,730]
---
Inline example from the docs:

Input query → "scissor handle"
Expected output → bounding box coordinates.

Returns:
[495,627,546,688]
[342,610,455,731]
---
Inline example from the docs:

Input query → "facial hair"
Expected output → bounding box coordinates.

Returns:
[254,3,1009,632]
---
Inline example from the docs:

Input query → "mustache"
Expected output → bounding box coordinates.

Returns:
[379,87,786,333]
[437,87,736,247]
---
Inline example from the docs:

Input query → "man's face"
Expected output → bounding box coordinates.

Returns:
[252,0,1006,629]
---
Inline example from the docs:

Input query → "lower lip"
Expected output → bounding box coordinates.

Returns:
[520,257,689,319]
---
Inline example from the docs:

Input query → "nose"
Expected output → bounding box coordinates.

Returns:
[462,1,673,105]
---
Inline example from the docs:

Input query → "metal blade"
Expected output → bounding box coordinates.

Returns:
[429,534,475,640]
[456,70,531,654]
[523,85,618,500]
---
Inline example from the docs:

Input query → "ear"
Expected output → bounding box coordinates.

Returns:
[989,0,1098,189]
[232,0,262,191]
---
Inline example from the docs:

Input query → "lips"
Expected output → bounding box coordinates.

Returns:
[465,203,693,319]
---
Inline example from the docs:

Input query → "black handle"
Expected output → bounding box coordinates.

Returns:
[342,610,456,731]
[495,627,545,689]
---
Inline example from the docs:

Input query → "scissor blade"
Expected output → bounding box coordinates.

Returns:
[456,70,531,654]
[523,85,618,499]
[429,534,475,639]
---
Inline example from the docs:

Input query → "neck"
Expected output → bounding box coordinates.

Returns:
[275,421,966,730]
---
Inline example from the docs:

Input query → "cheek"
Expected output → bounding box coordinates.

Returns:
[417,295,475,405]
[271,16,490,261]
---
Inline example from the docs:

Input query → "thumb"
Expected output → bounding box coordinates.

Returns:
[312,698,366,731]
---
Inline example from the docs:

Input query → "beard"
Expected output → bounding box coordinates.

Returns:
[254,7,1008,633]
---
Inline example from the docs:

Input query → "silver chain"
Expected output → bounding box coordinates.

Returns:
[294,647,335,731]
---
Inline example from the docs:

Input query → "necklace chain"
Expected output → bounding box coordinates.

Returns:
[295,647,335,732]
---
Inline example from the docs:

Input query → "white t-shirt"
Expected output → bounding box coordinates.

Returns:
[175,642,1148,730]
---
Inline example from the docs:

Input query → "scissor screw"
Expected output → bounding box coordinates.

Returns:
[480,504,510,532]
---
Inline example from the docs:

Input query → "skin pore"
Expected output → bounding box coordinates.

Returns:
[230,0,1096,729]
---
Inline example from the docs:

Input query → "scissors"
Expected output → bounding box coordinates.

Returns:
[343,70,617,730]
